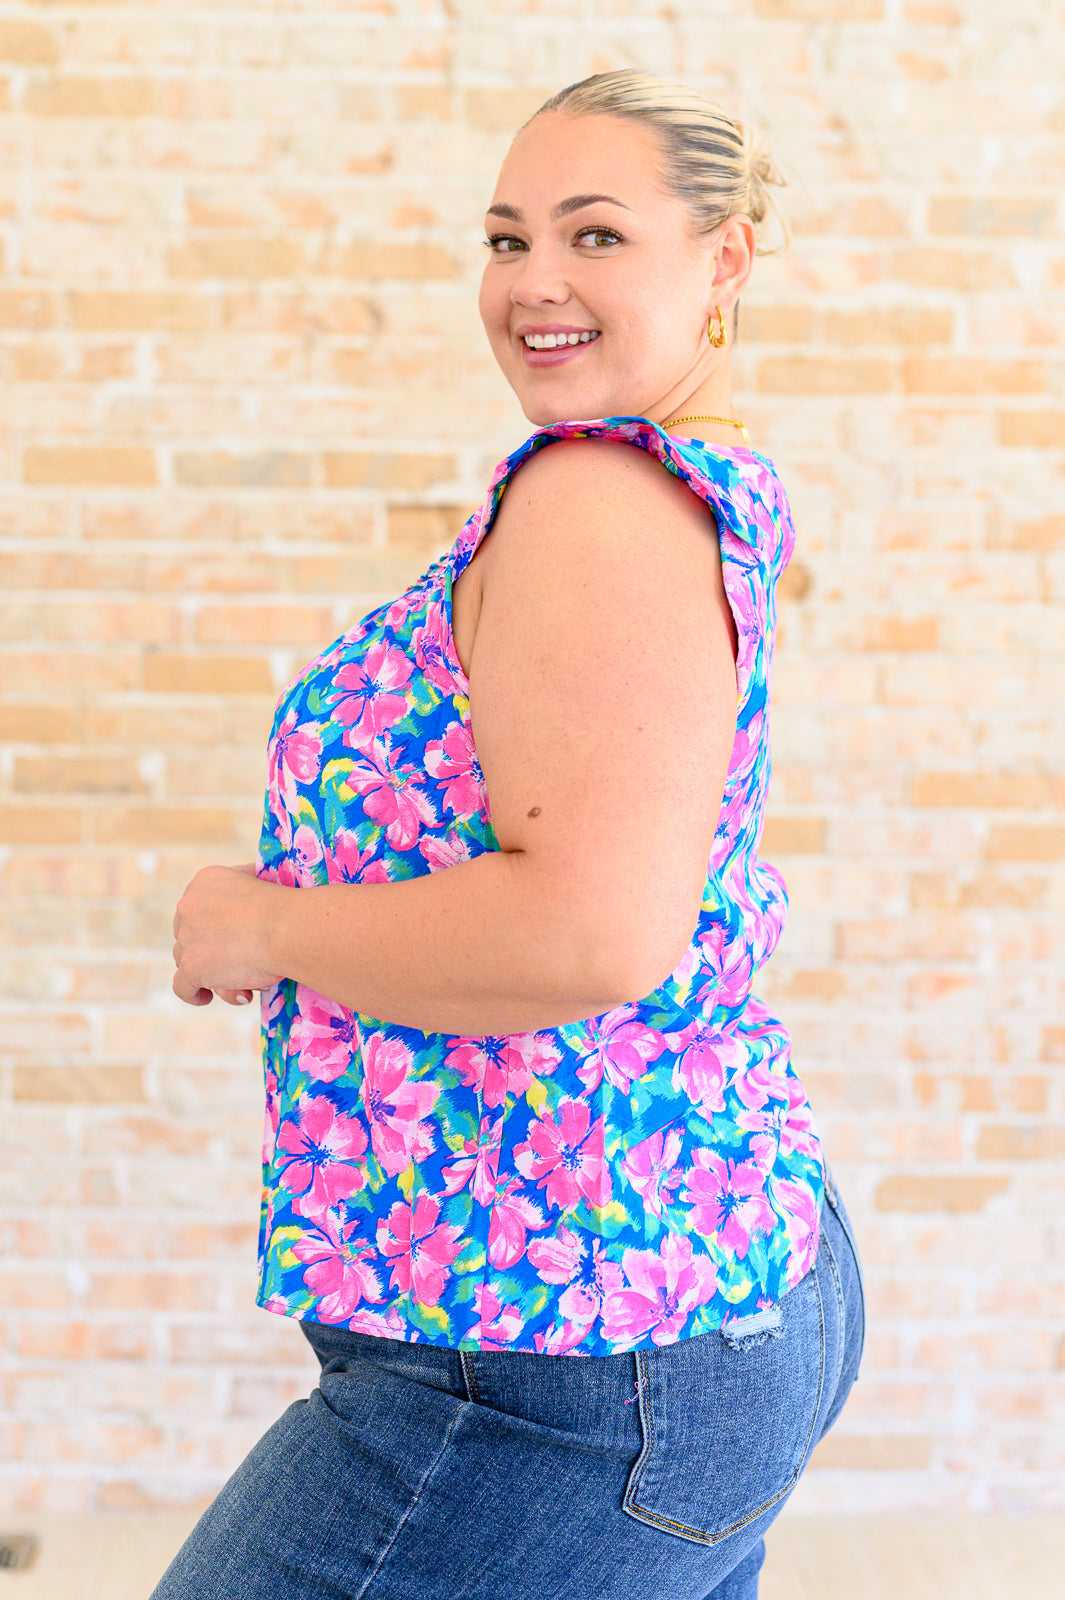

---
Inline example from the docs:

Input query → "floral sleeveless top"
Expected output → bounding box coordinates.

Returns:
[255,416,825,1357]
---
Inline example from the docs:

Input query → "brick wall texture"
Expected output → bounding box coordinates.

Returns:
[1,0,1062,1516]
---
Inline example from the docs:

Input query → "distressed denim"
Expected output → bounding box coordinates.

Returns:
[151,1171,865,1600]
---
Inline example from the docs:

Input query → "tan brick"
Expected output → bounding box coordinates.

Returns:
[810,1433,933,1470]
[990,515,1065,551]
[904,358,1045,395]
[0,807,82,844]
[875,1175,1011,1213]
[977,1125,1065,1162]
[998,410,1065,448]
[194,604,333,645]
[23,446,157,487]
[776,560,812,601]
[929,196,1057,235]
[24,76,158,118]
[828,308,953,347]
[69,289,211,332]
[87,1273,217,1312]
[463,86,555,129]
[891,248,1013,289]
[739,304,814,342]
[757,357,894,394]
[142,654,272,693]
[323,452,456,491]
[985,825,1065,861]
[12,1065,146,1104]
[168,236,306,280]
[325,240,457,280]
[0,705,75,742]
[13,756,148,796]
[0,20,57,64]
[173,451,312,488]
[910,772,1051,808]
[395,85,451,121]
[91,806,238,846]
[387,505,469,555]
[1041,1027,1065,1063]
[760,816,827,854]
[0,290,59,329]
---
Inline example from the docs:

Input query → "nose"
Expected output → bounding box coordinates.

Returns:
[507,241,571,308]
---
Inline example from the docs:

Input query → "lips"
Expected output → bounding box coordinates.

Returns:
[517,328,600,369]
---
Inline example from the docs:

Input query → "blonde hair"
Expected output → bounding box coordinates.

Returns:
[529,69,786,251]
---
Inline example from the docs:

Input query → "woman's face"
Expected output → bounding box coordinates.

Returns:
[478,112,734,426]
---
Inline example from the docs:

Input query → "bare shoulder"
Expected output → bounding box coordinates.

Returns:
[497,434,713,534]
[483,432,725,615]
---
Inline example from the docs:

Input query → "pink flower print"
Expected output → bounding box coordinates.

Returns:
[292,1208,383,1322]
[262,1064,280,1164]
[347,738,438,851]
[376,1192,463,1307]
[424,723,485,817]
[773,1176,820,1286]
[574,1007,665,1096]
[527,1222,584,1285]
[601,1233,718,1350]
[419,831,474,871]
[692,922,754,1012]
[291,989,357,1084]
[732,1057,786,1114]
[324,827,391,886]
[487,1178,547,1269]
[275,1095,369,1219]
[360,1034,440,1177]
[411,609,461,697]
[777,1076,822,1161]
[527,1228,626,1331]
[722,713,764,787]
[291,824,324,885]
[347,1305,407,1339]
[445,1034,509,1109]
[331,638,413,746]
[662,1020,734,1116]
[463,1284,525,1350]
[621,1125,684,1221]
[513,1097,612,1213]
[445,1032,561,1111]
[441,1114,501,1207]
[269,706,323,815]
[681,1149,775,1259]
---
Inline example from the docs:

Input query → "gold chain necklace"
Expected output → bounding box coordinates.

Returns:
[663,413,751,445]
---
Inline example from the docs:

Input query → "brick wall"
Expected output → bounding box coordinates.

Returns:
[1,0,1062,1514]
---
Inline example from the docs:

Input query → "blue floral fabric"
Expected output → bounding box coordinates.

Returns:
[254,416,825,1356]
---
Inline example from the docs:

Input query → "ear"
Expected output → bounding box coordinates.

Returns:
[710,215,757,311]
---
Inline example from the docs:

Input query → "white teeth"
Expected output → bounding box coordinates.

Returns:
[522,330,600,350]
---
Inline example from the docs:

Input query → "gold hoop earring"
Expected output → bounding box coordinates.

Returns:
[707,305,728,349]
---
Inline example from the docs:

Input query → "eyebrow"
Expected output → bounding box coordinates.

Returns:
[485,193,632,222]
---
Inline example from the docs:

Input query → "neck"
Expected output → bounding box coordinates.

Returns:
[650,368,742,448]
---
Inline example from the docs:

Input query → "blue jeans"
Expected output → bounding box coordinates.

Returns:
[151,1170,865,1600]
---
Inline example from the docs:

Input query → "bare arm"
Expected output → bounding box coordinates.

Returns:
[174,438,740,1035]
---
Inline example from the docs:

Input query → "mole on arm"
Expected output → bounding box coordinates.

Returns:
[527,806,541,817]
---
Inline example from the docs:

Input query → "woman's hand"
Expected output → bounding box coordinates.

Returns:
[172,862,285,1007]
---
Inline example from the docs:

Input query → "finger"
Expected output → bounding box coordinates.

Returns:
[231,862,257,876]
[173,970,213,1007]
[216,988,254,1006]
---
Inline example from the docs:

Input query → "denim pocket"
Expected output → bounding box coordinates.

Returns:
[622,1254,826,1546]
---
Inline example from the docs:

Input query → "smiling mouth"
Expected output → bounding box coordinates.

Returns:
[521,330,601,350]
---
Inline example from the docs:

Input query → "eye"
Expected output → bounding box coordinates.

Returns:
[484,234,527,254]
[575,227,622,248]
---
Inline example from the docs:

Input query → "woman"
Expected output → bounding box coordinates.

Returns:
[161,69,865,1600]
